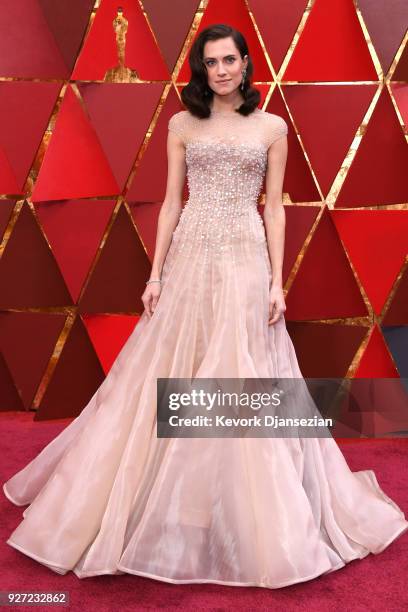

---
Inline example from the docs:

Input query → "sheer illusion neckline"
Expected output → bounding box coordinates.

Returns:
[210,112,241,118]
[211,109,240,115]
[210,107,261,116]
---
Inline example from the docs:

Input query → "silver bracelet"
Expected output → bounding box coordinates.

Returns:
[146,279,162,285]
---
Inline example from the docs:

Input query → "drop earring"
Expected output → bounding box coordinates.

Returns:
[241,68,247,90]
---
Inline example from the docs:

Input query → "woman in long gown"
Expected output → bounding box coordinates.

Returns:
[3,24,408,589]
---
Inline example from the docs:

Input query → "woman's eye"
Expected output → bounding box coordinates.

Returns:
[206,58,235,66]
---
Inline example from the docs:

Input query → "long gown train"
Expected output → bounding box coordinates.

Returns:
[3,107,408,588]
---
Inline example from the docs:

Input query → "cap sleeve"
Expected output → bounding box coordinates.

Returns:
[267,115,288,147]
[168,110,188,145]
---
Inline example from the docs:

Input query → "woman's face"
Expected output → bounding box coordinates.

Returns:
[202,37,248,98]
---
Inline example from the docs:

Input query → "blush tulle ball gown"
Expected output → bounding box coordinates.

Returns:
[3,108,408,588]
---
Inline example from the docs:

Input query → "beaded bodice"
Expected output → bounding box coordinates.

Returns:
[167,107,288,260]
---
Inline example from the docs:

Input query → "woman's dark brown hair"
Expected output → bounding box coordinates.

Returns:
[179,24,261,118]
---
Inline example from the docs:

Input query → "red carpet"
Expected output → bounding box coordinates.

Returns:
[1,411,407,611]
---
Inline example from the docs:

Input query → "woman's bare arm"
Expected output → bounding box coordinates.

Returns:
[263,132,288,324]
[141,125,187,318]
[149,128,187,280]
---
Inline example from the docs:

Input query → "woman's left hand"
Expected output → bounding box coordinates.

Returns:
[268,285,286,325]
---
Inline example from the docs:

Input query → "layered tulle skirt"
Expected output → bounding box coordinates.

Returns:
[3,234,408,587]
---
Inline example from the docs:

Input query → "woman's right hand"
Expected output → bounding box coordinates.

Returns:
[142,282,162,318]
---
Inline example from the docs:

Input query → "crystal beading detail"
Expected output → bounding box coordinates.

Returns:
[167,108,288,264]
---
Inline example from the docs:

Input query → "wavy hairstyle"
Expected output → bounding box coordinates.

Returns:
[179,24,261,118]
